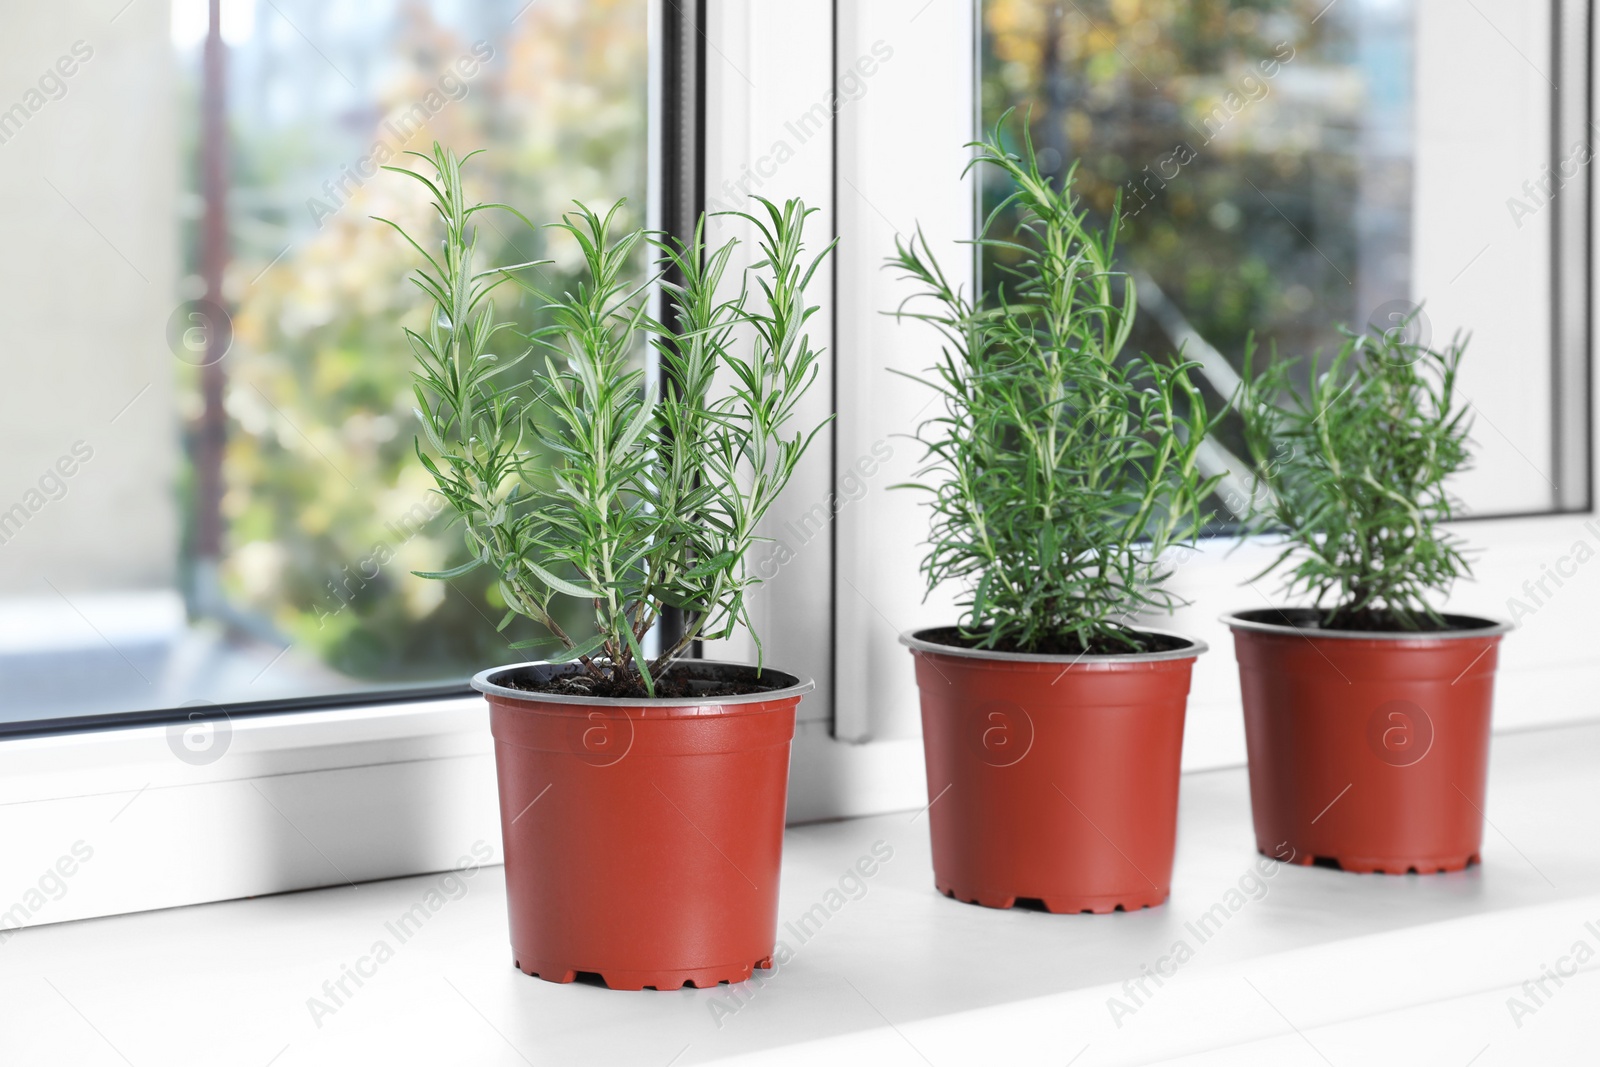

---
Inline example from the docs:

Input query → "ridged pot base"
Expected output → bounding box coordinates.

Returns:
[514,955,775,991]
[937,882,1170,915]
[1266,846,1480,877]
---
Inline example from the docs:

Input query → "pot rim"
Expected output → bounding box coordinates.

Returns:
[470,658,815,708]
[898,625,1207,664]
[1220,607,1513,641]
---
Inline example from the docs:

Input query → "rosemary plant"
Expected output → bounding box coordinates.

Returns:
[891,120,1223,654]
[1236,320,1474,631]
[380,145,830,695]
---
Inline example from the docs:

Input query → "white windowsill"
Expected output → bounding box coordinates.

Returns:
[4,719,1597,1065]
[0,696,492,804]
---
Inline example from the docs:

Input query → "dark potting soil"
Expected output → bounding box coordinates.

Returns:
[917,626,1191,656]
[1241,607,1493,635]
[1316,609,1456,633]
[501,667,774,700]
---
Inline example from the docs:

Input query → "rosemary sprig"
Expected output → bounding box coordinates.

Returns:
[383,144,831,692]
[890,115,1223,653]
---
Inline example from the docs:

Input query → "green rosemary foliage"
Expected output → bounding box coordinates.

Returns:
[1237,320,1474,630]
[890,118,1223,654]
[381,144,830,694]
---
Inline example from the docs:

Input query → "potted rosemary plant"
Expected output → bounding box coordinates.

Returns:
[383,146,830,989]
[1225,323,1510,874]
[891,123,1222,914]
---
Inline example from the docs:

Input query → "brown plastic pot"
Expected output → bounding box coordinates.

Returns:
[472,660,811,990]
[1224,608,1511,874]
[901,628,1204,914]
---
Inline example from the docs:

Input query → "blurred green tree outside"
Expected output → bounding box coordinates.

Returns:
[981,0,1414,512]
[176,0,646,684]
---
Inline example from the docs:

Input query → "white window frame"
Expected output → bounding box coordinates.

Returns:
[827,0,1600,771]
[3,0,1596,932]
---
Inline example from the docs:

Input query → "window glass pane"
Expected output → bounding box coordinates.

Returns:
[0,0,647,725]
[978,0,1571,521]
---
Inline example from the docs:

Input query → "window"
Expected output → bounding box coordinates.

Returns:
[830,0,1597,751]
[4,0,1599,930]
[977,0,1588,520]
[0,0,648,729]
